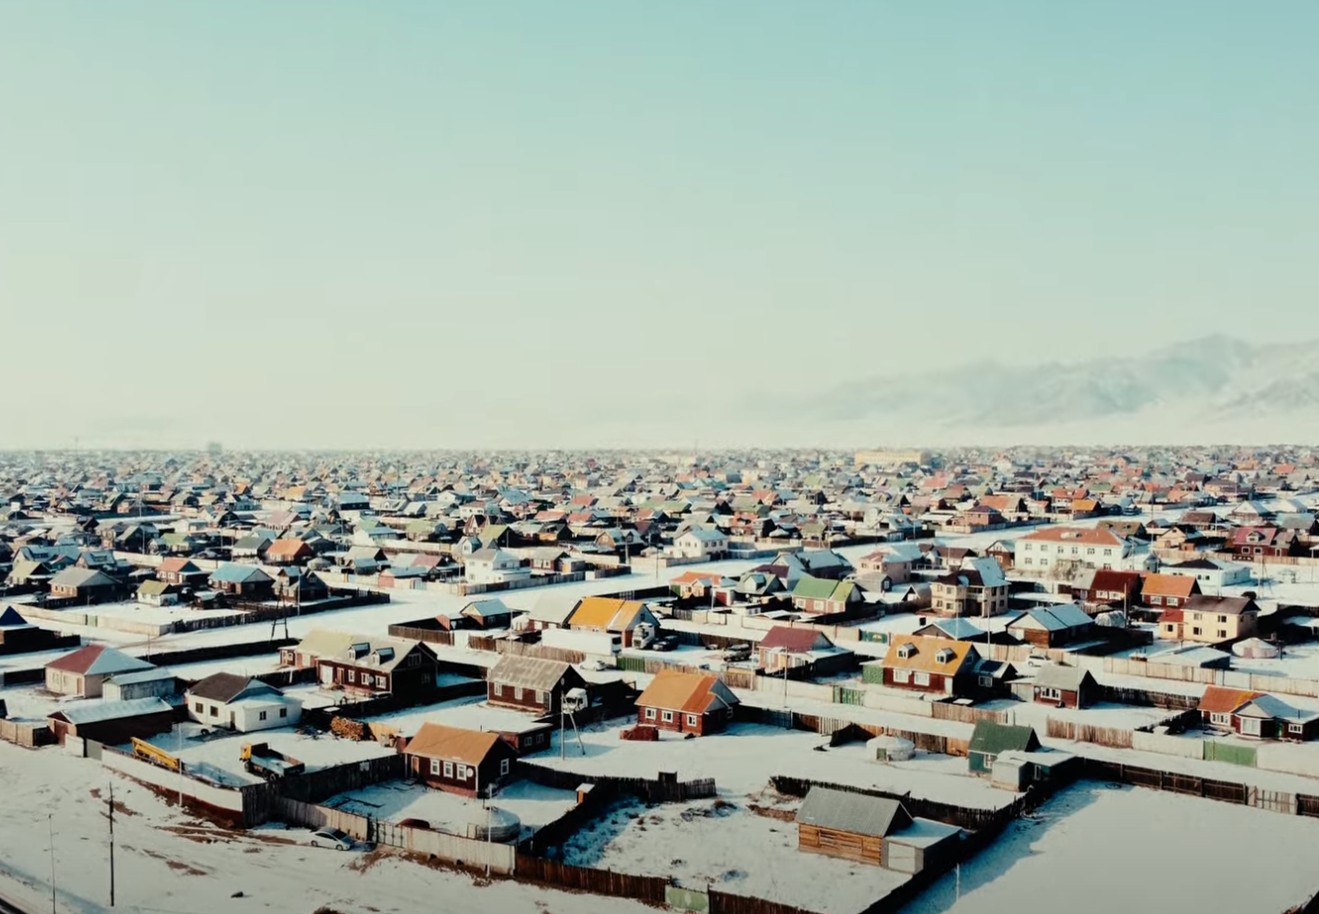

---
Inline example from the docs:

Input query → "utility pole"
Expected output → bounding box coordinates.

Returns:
[108,782,116,907]
[48,813,56,914]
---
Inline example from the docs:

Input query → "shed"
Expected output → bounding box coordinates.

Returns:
[797,787,910,866]
[968,720,1040,774]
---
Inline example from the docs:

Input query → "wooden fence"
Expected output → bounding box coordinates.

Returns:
[517,759,717,804]
[1046,717,1134,749]
[1082,758,1319,818]
[770,775,1016,832]
[931,702,1010,726]
[514,854,668,904]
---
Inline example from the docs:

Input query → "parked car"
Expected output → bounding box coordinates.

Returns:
[309,827,355,851]
[652,635,678,652]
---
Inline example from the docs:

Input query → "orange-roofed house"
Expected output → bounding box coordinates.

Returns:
[869,635,980,697]
[402,722,518,797]
[635,670,739,736]
[1199,686,1319,741]
[566,597,660,648]
[264,538,315,566]
[1140,573,1200,610]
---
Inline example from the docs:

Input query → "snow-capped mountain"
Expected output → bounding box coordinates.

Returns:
[792,335,1319,445]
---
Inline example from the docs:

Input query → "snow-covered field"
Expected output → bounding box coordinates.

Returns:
[0,739,665,914]
[327,778,577,835]
[905,782,1319,914]
[561,793,910,914]
[539,722,1014,810]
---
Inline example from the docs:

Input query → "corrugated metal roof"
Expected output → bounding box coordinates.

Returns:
[796,787,911,838]
[49,697,172,725]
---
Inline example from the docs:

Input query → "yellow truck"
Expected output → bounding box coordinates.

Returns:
[240,742,305,780]
[131,737,183,773]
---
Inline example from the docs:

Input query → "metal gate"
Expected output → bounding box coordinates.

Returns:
[1203,740,1256,767]
[834,687,865,706]
[367,817,406,849]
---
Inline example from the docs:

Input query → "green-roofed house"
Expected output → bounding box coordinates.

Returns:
[791,576,862,616]
[968,720,1040,774]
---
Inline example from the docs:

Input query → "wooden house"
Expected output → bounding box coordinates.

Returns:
[486,655,586,716]
[403,722,519,797]
[796,787,960,873]
[634,670,739,736]
[869,636,979,697]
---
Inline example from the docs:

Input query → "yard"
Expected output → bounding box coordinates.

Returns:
[904,782,1319,914]
[560,794,912,914]
[324,778,578,837]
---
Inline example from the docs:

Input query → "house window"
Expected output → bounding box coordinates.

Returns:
[259,711,267,721]
[914,672,930,686]
[279,708,287,718]
[662,710,674,723]
[1024,558,1033,566]
[500,758,510,776]
[893,669,910,683]
[1210,713,1229,725]
[347,670,356,683]
[443,761,454,777]
[686,714,698,726]
[1040,687,1061,700]
[1087,548,1095,555]
[430,759,441,775]
[1218,630,1227,639]
[1290,724,1305,735]
[1103,549,1113,556]
[645,708,656,720]
[979,674,993,688]
[455,765,468,780]
[1192,627,1202,636]
[1218,615,1228,624]
[194,702,203,713]
[514,687,523,701]
[493,684,502,696]
[209,706,218,718]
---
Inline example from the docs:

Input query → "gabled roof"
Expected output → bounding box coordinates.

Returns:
[759,625,833,654]
[1184,594,1258,616]
[796,787,912,838]
[49,567,116,589]
[186,672,285,704]
[487,655,573,692]
[209,563,273,585]
[46,645,154,677]
[1199,685,1264,715]
[1141,574,1199,599]
[568,597,650,631]
[969,720,1040,756]
[635,670,739,715]
[1020,527,1125,547]
[405,722,513,765]
[880,635,976,674]
[0,606,29,627]
[48,697,173,726]
[1007,604,1093,634]
[1033,663,1094,691]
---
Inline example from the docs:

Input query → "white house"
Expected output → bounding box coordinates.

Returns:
[1014,527,1132,573]
[465,549,531,586]
[672,526,730,560]
[1162,558,1252,589]
[184,672,302,733]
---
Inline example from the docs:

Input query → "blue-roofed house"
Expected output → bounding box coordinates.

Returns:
[208,564,274,600]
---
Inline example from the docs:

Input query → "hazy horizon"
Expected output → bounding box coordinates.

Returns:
[3,2,1317,449]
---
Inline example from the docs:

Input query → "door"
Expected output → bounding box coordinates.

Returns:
[320,665,334,686]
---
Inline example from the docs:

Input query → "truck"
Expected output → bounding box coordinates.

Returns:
[132,736,183,773]
[239,742,305,781]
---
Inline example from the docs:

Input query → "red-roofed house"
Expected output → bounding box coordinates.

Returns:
[635,670,739,736]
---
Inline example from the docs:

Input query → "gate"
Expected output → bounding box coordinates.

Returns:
[833,687,865,706]
[1203,740,1257,767]
[367,816,406,848]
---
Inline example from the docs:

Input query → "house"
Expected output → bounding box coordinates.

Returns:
[672,526,729,559]
[1160,595,1260,643]
[634,670,740,736]
[1006,604,1097,648]
[456,599,516,630]
[968,720,1041,774]
[136,579,182,607]
[264,538,315,566]
[48,567,119,603]
[566,597,661,648]
[911,617,988,642]
[464,549,530,585]
[486,655,586,715]
[101,667,178,702]
[857,544,921,587]
[790,576,863,616]
[1014,527,1131,572]
[870,636,979,697]
[209,564,275,599]
[1231,527,1302,560]
[1199,685,1319,742]
[756,626,853,676]
[403,722,519,797]
[230,534,272,560]
[184,672,302,732]
[157,557,209,587]
[1162,558,1252,589]
[280,630,439,698]
[45,645,155,698]
[274,566,330,604]
[1140,573,1200,609]
[929,559,1009,617]
[796,787,960,873]
[1030,663,1098,709]
[47,698,176,747]
[1086,569,1144,609]
[771,549,854,583]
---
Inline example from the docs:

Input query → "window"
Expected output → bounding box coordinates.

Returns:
[1217,630,1227,639]
[194,702,203,713]
[430,759,441,775]
[1087,547,1096,555]
[514,687,523,701]
[209,706,218,718]
[492,683,502,696]
[979,674,993,688]
[1218,615,1228,624]
[500,758,510,776]
[1210,713,1229,725]
[443,761,454,777]
[662,710,674,723]
[279,708,287,718]
[914,672,930,686]
[1290,723,1305,735]
[686,714,698,726]
[259,711,267,721]
[1039,687,1061,700]
[1024,558,1033,566]
[1192,627,1202,636]
[1040,559,1049,567]
[455,765,468,780]
[645,708,656,720]
[347,669,356,683]
[893,669,910,683]
[1103,549,1113,557]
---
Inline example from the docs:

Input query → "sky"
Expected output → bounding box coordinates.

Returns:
[1,2,1317,449]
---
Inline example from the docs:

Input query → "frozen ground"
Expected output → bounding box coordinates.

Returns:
[0,739,666,914]
[561,794,910,914]
[904,782,1319,914]
[540,722,1014,810]
[326,778,577,835]
[135,723,395,786]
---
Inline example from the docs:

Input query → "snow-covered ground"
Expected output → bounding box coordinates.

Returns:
[539,722,1014,810]
[561,794,911,914]
[326,778,577,836]
[905,782,1319,914]
[134,723,394,786]
[0,739,666,914]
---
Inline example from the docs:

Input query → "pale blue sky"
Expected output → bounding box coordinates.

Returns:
[1,2,1316,448]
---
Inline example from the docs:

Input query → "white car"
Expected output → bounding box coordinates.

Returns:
[309,827,355,851]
